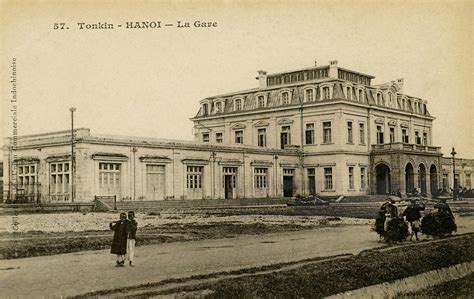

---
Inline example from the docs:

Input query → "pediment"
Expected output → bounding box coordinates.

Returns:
[231,123,246,130]
[277,118,294,125]
[388,120,397,126]
[374,118,384,124]
[254,120,269,127]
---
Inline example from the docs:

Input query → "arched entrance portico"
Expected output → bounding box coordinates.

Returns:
[405,163,415,193]
[418,164,427,194]
[430,164,438,195]
[375,163,391,195]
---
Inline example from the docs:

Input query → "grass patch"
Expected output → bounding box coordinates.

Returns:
[154,234,474,298]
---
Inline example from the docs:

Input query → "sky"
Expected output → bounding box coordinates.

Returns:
[1,0,473,158]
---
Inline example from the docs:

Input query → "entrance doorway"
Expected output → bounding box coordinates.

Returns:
[307,168,316,196]
[223,167,237,199]
[430,165,438,194]
[375,164,391,195]
[418,164,427,194]
[405,163,415,193]
[283,169,294,197]
[146,165,165,200]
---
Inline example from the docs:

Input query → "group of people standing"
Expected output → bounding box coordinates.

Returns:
[375,196,455,242]
[110,211,138,267]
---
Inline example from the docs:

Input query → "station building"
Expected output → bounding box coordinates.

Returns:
[2,60,472,203]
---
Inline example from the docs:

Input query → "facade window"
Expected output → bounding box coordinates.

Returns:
[186,166,203,189]
[202,103,208,116]
[216,132,223,143]
[359,123,365,144]
[358,89,363,102]
[254,168,268,189]
[376,125,384,144]
[281,92,290,105]
[346,87,352,100]
[50,162,70,201]
[215,102,223,114]
[98,162,121,196]
[257,95,265,108]
[234,99,242,111]
[402,128,409,143]
[377,93,382,105]
[389,127,395,143]
[360,167,366,189]
[305,89,314,102]
[324,168,333,190]
[307,168,316,195]
[202,133,209,142]
[280,126,291,149]
[18,164,38,200]
[322,87,330,99]
[235,130,243,144]
[323,121,332,144]
[348,167,354,189]
[305,123,315,145]
[347,122,353,143]
[423,132,428,145]
[257,128,266,147]
[415,131,421,145]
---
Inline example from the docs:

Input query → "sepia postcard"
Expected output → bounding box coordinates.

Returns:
[1,0,473,297]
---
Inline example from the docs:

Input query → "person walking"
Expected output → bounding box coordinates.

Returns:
[126,211,138,267]
[402,198,425,241]
[110,212,129,267]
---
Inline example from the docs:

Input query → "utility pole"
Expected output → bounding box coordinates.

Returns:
[69,108,76,202]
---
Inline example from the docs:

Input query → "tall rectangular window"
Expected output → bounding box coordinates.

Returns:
[346,87,352,100]
[322,87,330,99]
[186,166,203,189]
[389,127,395,143]
[202,133,209,142]
[235,130,243,144]
[423,132,428,145]
[98,162,121,197]
[50,162,70,201]
[305,123,314,145]
[348,167,354,189]
[235,99,242,111]
[323,122,332,144]
[281,92,290,105]
[258,128,266,147]
[18,164,38,201]
[216,132,223,143]
[307,168,316,195]
[254,168,268,189]
[347,122,353,143]
[360,167,366,189]
[215,102,222,113]
[376,125,384,144]
[257,96,265,108]
[324,168,333,190]
[415,131,421,145]
[359,123,365,144]
[402,128,409,143]
[358,89,363,101]
[280,126,291,149]
[305,89,314,102]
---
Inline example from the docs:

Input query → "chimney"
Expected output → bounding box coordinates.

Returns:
[256,70,267,89]
[396,78,404,93]
[329,60,338,78]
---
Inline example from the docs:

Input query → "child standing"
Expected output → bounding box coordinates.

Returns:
[127,211,138,267]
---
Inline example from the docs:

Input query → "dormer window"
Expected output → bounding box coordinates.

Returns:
[376,93,382,106]
[388,92,393,106]
[257,95,266,108]
[358,89,363,102]
[346,87,352,100]
[234,99,242,111]
[322,87,330,100]
[305,88,314,102]
[215,101,223,114]
[281,92,290,105]
[202,103,209,116]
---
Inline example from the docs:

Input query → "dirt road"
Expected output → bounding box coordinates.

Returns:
[1,216,472,297]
